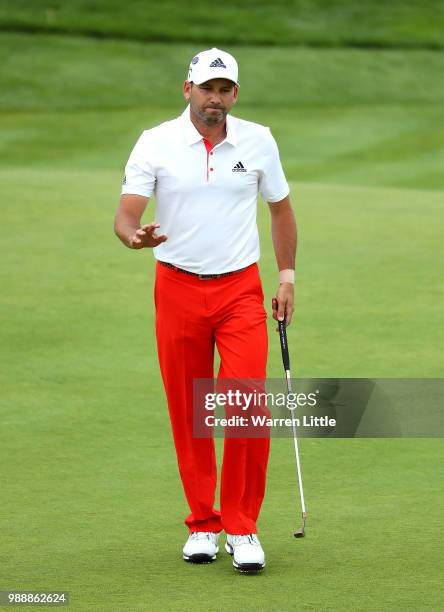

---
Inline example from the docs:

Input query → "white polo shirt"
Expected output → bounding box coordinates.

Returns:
[121,106,289,274]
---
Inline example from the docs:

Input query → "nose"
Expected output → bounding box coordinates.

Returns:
[208,91,222,106]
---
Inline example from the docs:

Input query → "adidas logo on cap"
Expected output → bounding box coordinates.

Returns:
[209,57,227,68]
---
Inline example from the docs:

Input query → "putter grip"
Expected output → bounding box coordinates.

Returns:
[278,319,290,371]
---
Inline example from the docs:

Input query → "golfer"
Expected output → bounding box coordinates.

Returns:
[114,48,297,572]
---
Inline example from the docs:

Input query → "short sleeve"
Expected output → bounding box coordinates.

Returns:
[121,131,156,197]
[258,129,290,203]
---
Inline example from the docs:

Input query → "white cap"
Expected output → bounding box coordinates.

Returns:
[187,47,239,85]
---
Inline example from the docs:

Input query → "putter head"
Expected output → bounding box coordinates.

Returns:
[293,512,307,538]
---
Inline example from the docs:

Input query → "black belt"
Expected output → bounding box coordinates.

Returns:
[158,260,248,280]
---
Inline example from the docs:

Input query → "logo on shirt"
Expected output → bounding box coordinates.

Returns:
[210,58,227,69]
[232,161,247,172]
[122,174,127,185]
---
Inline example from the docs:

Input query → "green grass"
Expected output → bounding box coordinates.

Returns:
[1,19,443,612]
[2,34,444,114]
[1,0,444,48]
[1,169,443,609]
[1,34,444,192]
[1,415,442,610]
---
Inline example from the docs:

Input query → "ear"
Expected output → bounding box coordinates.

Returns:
[232,84,239,104]
[183,80,192,100]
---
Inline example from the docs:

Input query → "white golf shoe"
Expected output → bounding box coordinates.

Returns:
[225,534,265,571]
[182,531,219,563]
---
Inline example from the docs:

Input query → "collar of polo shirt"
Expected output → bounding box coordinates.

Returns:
[181,105,237,147]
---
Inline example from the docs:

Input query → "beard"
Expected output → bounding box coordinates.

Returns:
[194,104,227,126]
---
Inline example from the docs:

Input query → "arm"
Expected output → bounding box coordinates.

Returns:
[114,194,167,249]
[268,195,297,326]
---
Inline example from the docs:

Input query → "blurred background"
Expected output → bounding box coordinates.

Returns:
[1,1,443,610]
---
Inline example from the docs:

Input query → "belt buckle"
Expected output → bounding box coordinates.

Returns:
[198,273,218,280]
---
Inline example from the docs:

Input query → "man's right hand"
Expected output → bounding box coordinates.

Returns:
[129,223,168,249]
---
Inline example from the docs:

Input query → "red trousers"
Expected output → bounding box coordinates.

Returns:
[154,261,270,534]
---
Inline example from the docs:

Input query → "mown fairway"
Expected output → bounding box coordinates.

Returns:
[1,4,443,610]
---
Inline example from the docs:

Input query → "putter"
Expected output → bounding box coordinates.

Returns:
[278,318,307,538]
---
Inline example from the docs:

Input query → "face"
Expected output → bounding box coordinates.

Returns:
[183,78,239,126]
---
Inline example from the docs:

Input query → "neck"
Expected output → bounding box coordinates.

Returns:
[189,109,227,145]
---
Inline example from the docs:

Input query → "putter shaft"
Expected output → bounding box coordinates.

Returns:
[278,319,308,537]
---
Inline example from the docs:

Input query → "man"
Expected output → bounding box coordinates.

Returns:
[114,48,296,572]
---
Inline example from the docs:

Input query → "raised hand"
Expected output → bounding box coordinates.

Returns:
[129,223,168,249]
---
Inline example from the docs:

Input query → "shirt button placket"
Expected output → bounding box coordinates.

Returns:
[209,151,214,182]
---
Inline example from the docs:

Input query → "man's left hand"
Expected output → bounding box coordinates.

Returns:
[272,283,294,330]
